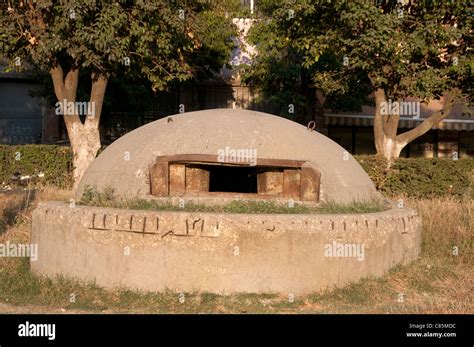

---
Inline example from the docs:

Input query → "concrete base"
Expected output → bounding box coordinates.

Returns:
[31,202,422,295]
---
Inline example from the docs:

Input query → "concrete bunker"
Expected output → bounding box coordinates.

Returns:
[32,109,422,295]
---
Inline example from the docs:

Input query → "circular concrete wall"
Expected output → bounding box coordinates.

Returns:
[77,109,381,204]
[32,202,421,294]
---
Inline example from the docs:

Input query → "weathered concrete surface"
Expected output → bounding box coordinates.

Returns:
[76,109,381,204]
[31,202,421,295]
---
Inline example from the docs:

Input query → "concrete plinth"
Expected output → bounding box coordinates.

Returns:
[31,202,422,295]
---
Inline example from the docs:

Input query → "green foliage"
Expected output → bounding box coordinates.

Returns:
[245,0,473,115]
[0,145,73,188]
[242,2,314,122]
[190,5,238,79]
[355,155,391,191]
[388,158,474,199]
[355,155,474,199]
[0,0,237,92]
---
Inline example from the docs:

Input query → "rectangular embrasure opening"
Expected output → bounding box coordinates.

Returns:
[150,155,320,201]
[207,165,260,193]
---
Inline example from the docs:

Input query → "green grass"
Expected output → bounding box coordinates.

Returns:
[78,186,387,214]
[0,259,284,313]
[317,200,388,214]
[222,200,311,214]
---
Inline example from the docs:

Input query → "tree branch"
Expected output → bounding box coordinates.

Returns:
[49,65,65,101]
[396,94,455,145]
[373,88,386,153]
[49,64,81,130]
[86,73,108,128]
[384,113,400,139]
[64,68,79,101]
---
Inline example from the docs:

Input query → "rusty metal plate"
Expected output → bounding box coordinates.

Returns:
[257,170,284,195]
[300,166,320,202]
[185,166,210,193]
[283,169,301,199]
[169,163,186,195]
[149,161,169,196]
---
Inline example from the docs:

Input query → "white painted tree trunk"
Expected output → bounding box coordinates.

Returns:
[69,122,101,190]
[49,67,107,191]
[380,136,407,165]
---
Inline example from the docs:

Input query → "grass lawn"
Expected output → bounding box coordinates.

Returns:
[0,188,472,313]
[78,185,388,214]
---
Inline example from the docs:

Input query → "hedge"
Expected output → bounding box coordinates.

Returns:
[0,145,73,188]
[1,145,473,198]
[355,155,474,199]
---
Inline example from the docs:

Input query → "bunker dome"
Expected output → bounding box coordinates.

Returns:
[76,109,381,204]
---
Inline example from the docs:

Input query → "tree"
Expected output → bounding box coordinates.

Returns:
[0,0,236,188]
[242,10,314,123]
[246,0,473,164]
[243,1,373,124]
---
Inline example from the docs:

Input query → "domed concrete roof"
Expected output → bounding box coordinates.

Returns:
[77,109,381,203]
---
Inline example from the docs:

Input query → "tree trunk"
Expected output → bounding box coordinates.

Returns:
[378,136,407,165]
[50,65,108,191]
[373,88,402,166]
[68,122,101,188]
[373,88,455,166]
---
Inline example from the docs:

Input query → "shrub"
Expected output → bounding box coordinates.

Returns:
[0,145,73,188]
[355,155,474,199]
[354,155,389,190]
